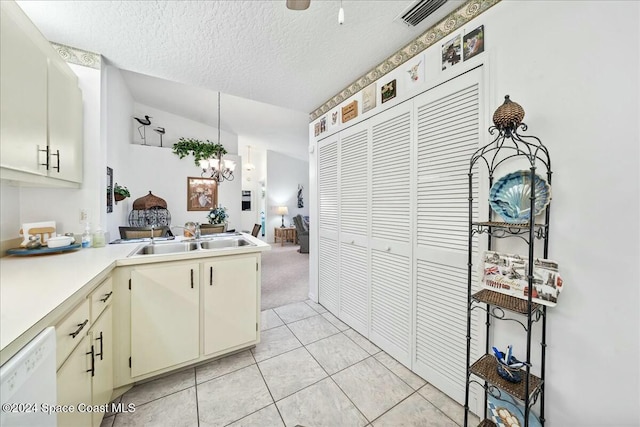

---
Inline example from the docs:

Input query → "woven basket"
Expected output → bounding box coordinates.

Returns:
[492,95,525,130]
[494,354,523,383]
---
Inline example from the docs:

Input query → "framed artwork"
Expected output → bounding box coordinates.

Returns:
[106,167,113,213]
[464,25,484,61]
[187,177,218,211]
[362,83,377,113]
[381,79,396,104]
[442,35,462,70]
[405,54,425,87]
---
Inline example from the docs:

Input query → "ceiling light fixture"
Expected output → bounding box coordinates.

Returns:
[199,92,235,182]
[286,0,310,10]
[338,0,344,25]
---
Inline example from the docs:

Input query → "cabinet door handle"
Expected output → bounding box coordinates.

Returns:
[210,266,213,286]
[86,345,95,377]
[100,291,113,303]
[70,319,88,338]
[95,331,104,360]
[51,149,60,172]
[39,145,50,170]
[190,269,194,289]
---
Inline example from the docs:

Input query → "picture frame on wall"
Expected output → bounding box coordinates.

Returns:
[381,79,397,104]
[187,177,218,211]
[362,83,377,113]
[106,167,113,213]
[442,34,462,70]
[463,25,485,61]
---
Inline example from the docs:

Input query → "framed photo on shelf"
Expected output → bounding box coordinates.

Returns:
[187,177,218,211]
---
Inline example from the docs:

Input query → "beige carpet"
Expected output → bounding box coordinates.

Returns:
[260,243,309,310]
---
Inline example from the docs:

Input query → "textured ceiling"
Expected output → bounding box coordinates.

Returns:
[16,0,463,159]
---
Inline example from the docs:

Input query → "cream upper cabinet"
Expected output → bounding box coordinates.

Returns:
[130,262,200,378]
[0,2,48,176]
[0,1,83,186]
[48,58,83,183]
[203,255,258,356]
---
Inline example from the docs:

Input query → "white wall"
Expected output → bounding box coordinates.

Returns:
[238,140,267,237]
[265,150,309,243]
[310,1,639,425]
[105,65,134,241]
[132,102,238,155]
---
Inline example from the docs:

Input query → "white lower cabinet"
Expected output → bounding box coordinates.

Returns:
[203,256,258,356]
[56,277,114,427]
[56,335,92,427]
[130,262,200,377]
[120,254,260,383]
[90,306,113,427]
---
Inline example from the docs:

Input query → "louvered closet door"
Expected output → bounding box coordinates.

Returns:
[413,68,482,406]
[369,102,414,366]
[318,136,339,314]
[338,121,370,335]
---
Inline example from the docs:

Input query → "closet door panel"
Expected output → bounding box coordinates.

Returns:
[338,242,368,335]
[413,69,483,405]
[339,123,369,239]
[370,248,411,365]
[338,121,370,334]
[368,102,413,365]
[318,137,339,313]
[370,104,413,245]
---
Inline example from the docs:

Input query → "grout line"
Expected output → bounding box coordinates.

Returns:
[417,385,467,427]
[327,374,372,424]
[193,367,200,427]
[253,354,287,427]
[372,351,426,392]
[367,389,421,425]
[195,353,256,386]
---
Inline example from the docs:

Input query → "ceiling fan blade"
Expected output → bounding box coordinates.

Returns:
[286,0,310,10]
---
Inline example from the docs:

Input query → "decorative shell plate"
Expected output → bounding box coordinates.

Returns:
[489,171,551,223]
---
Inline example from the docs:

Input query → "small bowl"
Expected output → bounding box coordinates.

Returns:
[47,236,73,248]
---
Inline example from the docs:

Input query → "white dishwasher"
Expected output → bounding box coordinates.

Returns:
[1,327,57,427]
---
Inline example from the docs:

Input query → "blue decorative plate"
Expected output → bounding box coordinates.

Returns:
[489,171,550,223]
[6,243,81,256]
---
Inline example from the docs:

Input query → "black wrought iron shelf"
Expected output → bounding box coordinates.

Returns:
[472,289,542,316]
[470,355,543,402]
[471,222,548,240]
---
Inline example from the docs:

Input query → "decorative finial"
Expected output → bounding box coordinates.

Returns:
[492,95,525,130]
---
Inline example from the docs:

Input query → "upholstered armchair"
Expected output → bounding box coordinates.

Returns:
[293,214,309,253]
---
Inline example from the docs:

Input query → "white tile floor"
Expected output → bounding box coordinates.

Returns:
[102,300,479,427]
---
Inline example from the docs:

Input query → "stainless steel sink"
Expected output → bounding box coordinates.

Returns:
[131,236,256,256]
[134,241,199,255]
[199,237,255,250]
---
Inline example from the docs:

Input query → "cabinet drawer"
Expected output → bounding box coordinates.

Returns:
[55,299,90,370]
[90,276,113,323]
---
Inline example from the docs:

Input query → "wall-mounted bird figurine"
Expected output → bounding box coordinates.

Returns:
[154,127,165,147]
[133,115,152,144]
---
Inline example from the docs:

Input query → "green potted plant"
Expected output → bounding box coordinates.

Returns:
[172,137,227,166]
[113,183,130,202]
[207,205,228,225]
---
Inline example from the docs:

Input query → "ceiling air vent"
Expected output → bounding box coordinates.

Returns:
[397,0,448,27]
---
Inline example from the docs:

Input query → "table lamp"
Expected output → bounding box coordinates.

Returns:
[277,206,289,228]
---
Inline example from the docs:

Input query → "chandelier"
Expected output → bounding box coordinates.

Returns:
[199,92,235,182]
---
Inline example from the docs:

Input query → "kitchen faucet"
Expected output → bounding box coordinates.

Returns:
[170,223,201,239]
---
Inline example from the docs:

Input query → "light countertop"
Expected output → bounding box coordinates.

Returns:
[0,234,270,364]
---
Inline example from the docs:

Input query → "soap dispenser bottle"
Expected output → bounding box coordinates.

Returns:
[81,223,92,248]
